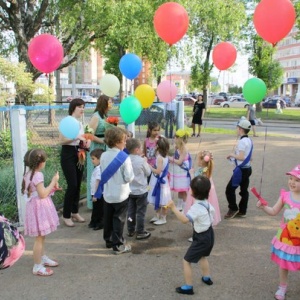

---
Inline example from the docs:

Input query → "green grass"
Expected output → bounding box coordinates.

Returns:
[185,107,299,121]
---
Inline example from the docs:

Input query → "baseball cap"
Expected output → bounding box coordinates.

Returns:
[237,119,251,130]
[286,165,300,179]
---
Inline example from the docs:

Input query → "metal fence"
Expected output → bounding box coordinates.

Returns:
[0,101,184,224]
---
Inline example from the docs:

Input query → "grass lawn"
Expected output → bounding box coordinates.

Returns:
[185,106,299,121]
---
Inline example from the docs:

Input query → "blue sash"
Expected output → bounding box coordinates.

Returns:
[174,150,192,178]
[152,161,169,210]
[94,151,128,198]
[232,140,253,187]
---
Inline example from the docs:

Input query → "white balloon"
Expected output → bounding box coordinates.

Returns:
[100,74,120,97]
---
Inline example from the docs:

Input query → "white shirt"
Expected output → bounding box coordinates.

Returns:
[165,100,177,114]
[100,148,134,203]
[186,200,215,233]
[129,154,151,195]
[235,137,252,167]
[90,165,101,196]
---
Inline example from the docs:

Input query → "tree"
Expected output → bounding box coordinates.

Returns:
[180,0,247,103]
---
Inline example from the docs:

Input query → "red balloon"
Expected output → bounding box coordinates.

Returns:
[28,34,64,73]
[212,42,237,71]
[253,0,296,45]
[153,2,189,46]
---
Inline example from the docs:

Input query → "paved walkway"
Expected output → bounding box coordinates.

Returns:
[1,133,300,300]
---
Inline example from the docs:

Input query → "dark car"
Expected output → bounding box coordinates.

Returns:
[283,96,291,107]
[212,96,225,105]
[218,92,228,101]
[135,102,164,126]
[262,98,286,109]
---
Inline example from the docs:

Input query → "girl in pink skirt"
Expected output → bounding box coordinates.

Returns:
[184,150,221,226]
[257,165,300,300]
[22,149,60,276]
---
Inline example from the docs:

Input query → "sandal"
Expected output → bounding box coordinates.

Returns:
[33,266,54,276]
[71,213,85,223]
[42,255,59,267]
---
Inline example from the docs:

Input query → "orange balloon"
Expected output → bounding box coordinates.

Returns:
[134,84,155,108]
[253,0,296,45]
[153,2,189,46]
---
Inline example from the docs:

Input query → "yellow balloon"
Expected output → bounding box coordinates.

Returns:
[134,84,155,108]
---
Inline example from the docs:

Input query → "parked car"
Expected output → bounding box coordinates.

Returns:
[218,92,228,100]
[212,96,225,105]
[262,98,286,109]
[283,96,291,107]
[178,96,196,106]
[135,102,164,126]
[81,95,97,103]
[220,97,250,108]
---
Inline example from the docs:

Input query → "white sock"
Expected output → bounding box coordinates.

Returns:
[33,263,43,272]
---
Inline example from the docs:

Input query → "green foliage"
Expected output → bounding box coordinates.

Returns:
[0,130,12,159]
[228,85,243,94]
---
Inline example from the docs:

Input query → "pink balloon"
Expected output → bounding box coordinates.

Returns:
[212,42,237,71]
[28,34,64,73]
[157,81,177,102]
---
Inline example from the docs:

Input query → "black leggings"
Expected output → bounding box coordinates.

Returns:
[60,145,84,218]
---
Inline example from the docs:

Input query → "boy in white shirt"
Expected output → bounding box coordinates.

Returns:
[88,149,104,230]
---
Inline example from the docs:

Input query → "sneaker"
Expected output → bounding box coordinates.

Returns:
[188,237,193,242]
[224,209,239,219]
[114,244,131,255]
[236,212,246,218]
[127,231,135,237]
[149,216,159,223]
[175,286,194,295]
[136,231,151,240]
[154,218,167,225]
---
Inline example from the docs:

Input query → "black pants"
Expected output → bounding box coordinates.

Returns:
[225,167,252,214]
[60,145,84,218]
[90,195,104,226]
[127,192,148,234]
[103,198,129,250]
[165,110,175,138]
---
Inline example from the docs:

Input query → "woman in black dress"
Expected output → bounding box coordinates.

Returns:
[191,95,206,137]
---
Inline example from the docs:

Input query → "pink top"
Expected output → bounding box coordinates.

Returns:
[145,137,157,167]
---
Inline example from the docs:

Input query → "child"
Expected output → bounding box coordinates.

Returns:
[123,130,133,154]
[143,121,160,168]
[148,136,171,225]
[126,138,152,239]
[257,165,300,300]
[21,149,60,276]
[167,175,215,295]
[169,129,192,211]
[184,150,221,227]
[95,127,134,254]
[88,148,104,230]
[225,119,253,219]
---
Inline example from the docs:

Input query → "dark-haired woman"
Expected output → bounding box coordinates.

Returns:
[86,95,113,228]
[191,95,206,137]
[60,98,88,227]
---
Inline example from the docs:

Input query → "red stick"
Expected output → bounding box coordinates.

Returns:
[250,187,268,206]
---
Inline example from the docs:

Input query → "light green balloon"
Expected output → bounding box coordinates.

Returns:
[120,96,142,124]
[99,74,120,97]
[243,78,267,104]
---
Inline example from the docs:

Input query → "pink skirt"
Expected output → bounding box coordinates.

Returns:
[25,196,59,237]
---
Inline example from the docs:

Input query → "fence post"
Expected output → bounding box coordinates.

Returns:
[177,100,184,129]
[10,106,28,226]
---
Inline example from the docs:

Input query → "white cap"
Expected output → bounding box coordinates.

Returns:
[237,119,251,130]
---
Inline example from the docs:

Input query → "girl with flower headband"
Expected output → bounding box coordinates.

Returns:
[169,129,192,211]
[184,150,221,228]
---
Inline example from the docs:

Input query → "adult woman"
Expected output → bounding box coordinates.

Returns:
[86,95,113,208]
[191,94,206,137]
[60,98,89,227]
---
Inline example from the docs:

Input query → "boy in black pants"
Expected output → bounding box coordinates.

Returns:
[225,119,253,219]
[88,149,104,230]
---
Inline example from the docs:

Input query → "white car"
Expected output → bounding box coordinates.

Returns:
[220,97,250,108]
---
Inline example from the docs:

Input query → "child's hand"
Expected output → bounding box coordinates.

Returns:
[166,200,175,209]
[52,171,59,183]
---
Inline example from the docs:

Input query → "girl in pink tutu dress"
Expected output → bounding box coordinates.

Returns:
[257,165,300,300]
[184,150,221,226]
[22,149,60,276]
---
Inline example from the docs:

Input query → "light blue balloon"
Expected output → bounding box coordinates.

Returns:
[119,53,142,80]
[59,116,80,139]
[120,96,142,124]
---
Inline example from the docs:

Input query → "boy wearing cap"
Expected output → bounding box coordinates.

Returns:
[225,119,253,219]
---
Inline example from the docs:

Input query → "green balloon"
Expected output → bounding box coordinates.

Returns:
[243,78,267,104]
[120,96,142,124]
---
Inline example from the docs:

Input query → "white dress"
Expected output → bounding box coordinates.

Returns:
[148,155,171,208]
